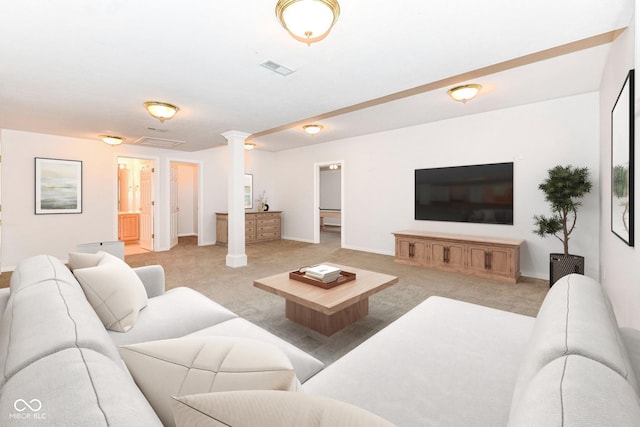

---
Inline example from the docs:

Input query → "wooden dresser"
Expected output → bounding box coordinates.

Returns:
[216,211,282,245]
[393,230,523,283]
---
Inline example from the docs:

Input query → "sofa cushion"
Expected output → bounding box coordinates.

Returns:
[67,251,104,271]
[10,254,78,292]
[120,337,299,427]
[304,296,535,427]
[0,347,162,426]
[510,274,638,414]
[73,252,148,332]
[508,355,640,426]
[108,287,238,346]
[171,390,396,427]
[188,317,324,383]
[0,276,121,387]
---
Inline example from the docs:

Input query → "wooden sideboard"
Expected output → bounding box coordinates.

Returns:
[216,211,282,245]
[393,230,523,283]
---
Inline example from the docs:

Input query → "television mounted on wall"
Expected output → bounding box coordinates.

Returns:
[415,162,514,225]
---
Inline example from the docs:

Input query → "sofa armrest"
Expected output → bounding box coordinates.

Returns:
[133,265,165,298]
[0,287,10,316]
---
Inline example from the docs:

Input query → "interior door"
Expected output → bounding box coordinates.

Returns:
[169,163,179,248]
[139,161,154,251]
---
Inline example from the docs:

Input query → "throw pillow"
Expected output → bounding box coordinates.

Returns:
[67,251,104,271]
[171,390,396,427]
[73,252,148,332]
[120,336,299,427]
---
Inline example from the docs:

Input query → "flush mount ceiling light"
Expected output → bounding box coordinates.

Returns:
[144,101,179,123]
[100,135,125,146]
[276,0,340,45]
[447,84,482,103]
[244,142,256,150]
[303,124,323,135]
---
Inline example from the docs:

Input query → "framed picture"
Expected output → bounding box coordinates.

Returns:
[244,174,253,209]
[35,158,83,214]
[611,69,634,246]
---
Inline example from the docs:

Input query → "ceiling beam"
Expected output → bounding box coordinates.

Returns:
[248,29,622,141]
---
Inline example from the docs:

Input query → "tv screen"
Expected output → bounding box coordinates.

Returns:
[415,162,513,224]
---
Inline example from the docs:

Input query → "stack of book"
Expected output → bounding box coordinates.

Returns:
[305,264,341,283]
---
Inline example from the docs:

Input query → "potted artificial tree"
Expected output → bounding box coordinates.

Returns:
[533,165,592,286]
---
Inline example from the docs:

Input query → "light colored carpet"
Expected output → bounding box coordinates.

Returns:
[124,234,548,365]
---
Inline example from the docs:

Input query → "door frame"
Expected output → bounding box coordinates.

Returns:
[168,159,204,246]
[115,155,159,251]
[313,160,345,246]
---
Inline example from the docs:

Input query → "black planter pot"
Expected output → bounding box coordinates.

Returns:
[549,253,584,287]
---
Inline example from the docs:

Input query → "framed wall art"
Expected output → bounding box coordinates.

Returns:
[35,157,83,214]
[611,69,634,246]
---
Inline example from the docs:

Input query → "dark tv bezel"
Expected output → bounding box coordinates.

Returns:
[414,162,514,225]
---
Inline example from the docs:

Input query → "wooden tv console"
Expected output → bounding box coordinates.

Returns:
[393,231,523,284]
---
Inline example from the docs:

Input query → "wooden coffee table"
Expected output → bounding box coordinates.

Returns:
[253,263,398,336]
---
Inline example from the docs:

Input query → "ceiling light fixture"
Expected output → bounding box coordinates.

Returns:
[303,124,323,135]
[144,101,179,122]
[276,0,340,45]
[100,135,125,146]
[447,84,482,103]
[244,142,256,150]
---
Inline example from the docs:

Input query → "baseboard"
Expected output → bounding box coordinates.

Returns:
[342,244,395,257]
[281,236,315,244]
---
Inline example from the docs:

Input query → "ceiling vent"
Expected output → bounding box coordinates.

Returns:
[260,60,295,76]
[134,137,185,149]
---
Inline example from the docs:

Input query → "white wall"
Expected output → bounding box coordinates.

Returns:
[0,95,601,282]
[244,149,278,213]
[0,130,233,269]
[2,131,118,269]
[599,22,639,328]
[0,131,280,270]
[276,93,601,280]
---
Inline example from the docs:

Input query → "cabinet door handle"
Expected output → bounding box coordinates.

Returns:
[444,247,449,263]
[485,251,492,270]
[409,242,414,258]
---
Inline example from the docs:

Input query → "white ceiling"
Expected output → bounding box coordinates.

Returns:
[0,0,633,152]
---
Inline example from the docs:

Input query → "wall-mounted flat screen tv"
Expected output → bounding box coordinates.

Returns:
[415,162,513,224]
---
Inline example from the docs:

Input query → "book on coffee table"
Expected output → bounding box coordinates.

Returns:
[305,264,341,283]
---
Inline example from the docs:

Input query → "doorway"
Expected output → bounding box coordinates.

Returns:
[169,162,199,249]
[315,161,344,247]
[117,157,155,255]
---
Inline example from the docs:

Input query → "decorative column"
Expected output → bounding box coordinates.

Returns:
[221,131,250,268]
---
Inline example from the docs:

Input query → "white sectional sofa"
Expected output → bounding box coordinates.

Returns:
[1,254,639,426]
[0,254,324,426]
[305,273,640,426]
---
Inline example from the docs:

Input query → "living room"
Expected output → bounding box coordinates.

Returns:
[1,2,640,425]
